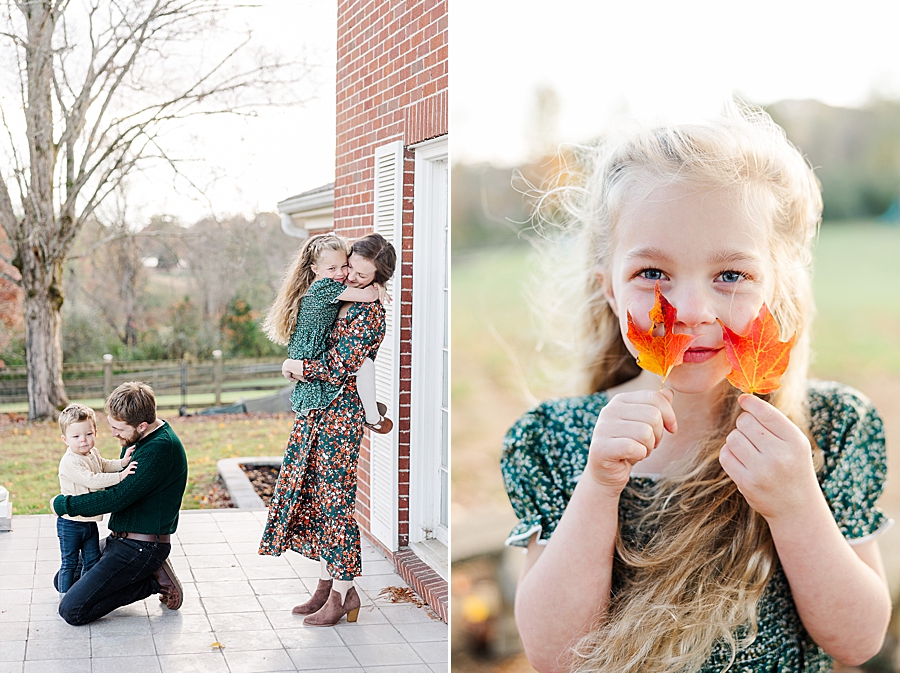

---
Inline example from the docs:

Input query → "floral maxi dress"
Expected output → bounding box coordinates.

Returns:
[258,301,386,581]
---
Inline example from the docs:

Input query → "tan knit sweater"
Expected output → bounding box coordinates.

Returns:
[57,448,129,522]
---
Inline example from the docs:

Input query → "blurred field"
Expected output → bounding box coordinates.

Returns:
[0,413,294,514]
[451,221,900,671]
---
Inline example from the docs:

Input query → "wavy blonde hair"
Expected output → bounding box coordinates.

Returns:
[533,102,822,672]
[262,233,349,345]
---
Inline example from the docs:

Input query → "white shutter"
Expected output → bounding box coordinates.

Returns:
[369,140,403,550]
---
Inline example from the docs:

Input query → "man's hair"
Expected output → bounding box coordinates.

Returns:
[105,381,157,427]
[58,404,97,435]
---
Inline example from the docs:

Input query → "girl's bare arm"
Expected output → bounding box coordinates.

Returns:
[766,502,890,664]
[515,390,677,672]
[336,284,380,303]
[515,479,620,673]
[720,394,890,665]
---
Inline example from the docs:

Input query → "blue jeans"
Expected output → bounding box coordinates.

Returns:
[58,534,170,626]
[56,518,101,594]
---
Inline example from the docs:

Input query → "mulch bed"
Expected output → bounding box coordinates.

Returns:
[240,464,280,507]
[197,476,235,509]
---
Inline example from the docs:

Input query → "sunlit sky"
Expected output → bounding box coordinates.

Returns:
[452,0,900,166]
[23,0,338,225]
[146,0,337,223]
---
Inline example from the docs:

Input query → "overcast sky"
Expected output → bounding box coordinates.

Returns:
[452,0,900,166]
[99,0,337,225]
[173,0,336,222]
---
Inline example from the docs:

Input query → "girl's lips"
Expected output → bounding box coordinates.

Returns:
[682,347,722,363]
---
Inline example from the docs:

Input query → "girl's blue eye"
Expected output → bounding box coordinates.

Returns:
[720,271,744,283]
[639,269,664,281]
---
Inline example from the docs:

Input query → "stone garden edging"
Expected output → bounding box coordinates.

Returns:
[216,456,282,509]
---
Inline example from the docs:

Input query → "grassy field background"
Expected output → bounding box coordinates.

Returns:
[1,413,295,514]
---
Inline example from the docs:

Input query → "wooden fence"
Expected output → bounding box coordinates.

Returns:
[0,354,286,410]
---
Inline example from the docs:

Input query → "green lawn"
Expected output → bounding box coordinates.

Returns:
[1,413,294,514]
[451,221,900,507]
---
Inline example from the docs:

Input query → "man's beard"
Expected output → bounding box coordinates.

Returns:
[117,428,141,446]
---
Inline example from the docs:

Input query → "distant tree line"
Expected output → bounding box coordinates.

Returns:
[452,99,900,252]
[0,212,300,366]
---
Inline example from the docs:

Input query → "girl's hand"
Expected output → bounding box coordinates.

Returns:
[376,283,392,305]
[121,461,138,479]
[719,394,820,521]
[122,446,135,464]
[588,389,677,494]
[282,358,305,382]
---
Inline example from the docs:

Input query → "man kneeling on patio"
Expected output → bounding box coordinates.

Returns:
[51,381,188,625]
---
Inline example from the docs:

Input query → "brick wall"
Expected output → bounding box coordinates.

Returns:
[334,0,448,547]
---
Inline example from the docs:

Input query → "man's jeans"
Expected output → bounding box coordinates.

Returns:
[59,534,170,626]
[56,518,101,594]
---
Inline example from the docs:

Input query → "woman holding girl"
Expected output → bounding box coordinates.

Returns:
[259,232,397,627]
[501,105,891,671]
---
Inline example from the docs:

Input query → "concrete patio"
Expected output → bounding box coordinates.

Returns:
[0,509,448,673]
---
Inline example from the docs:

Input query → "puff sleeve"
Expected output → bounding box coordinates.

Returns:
[812,382,890,543]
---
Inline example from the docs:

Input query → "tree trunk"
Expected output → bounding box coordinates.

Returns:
[22,260,67,420]
[19,4,66,420]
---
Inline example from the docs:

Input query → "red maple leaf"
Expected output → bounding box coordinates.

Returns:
[717,303,795,395]
[626,282,698,383]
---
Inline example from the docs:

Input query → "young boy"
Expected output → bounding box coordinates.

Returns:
[56,404,136,600]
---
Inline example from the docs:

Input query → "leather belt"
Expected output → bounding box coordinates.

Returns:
[111,531,171,543]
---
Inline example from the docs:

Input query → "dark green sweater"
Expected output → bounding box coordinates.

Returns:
[52,421,188,535]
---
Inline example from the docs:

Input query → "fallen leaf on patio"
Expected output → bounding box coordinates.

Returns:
[210,641,225,649]
[378,586,425,608]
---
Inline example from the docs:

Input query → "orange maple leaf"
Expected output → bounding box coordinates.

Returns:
[717,303,795,395]
[626,283,698,383]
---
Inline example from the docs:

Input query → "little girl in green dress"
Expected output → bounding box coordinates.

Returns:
[502,103,891,672]
[264,232,392,433]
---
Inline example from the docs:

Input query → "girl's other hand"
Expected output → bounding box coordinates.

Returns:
[719,394,819,521]
[122,446,135,464]
[588,388,677,494]
[121,461,138,478]
[376,283,392,305]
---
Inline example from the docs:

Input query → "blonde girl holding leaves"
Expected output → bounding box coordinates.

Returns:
[501,104,891,671]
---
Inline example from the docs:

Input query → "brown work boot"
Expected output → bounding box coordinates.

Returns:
[292,579,333,615]
[303,587,361,627]
[153,558,183,610]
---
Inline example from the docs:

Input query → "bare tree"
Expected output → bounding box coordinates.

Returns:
[0,0,308,418]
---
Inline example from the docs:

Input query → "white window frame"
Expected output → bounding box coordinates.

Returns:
[409,135,449,578]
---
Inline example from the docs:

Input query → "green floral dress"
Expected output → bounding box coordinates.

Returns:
[501,380,889,672]
[287,277,347,415]
[259,301,385,580]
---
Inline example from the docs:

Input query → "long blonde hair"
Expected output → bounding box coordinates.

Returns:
[263,233,348,345]
[535,103,822,672]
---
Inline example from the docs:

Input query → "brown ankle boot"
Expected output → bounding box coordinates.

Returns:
[292,579,333,615]
[303,587,361,627]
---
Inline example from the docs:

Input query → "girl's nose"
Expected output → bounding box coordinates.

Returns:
[669,287,716,328]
